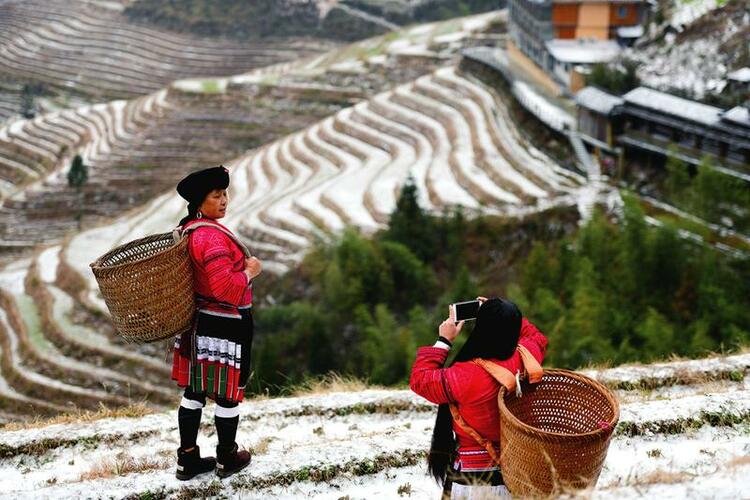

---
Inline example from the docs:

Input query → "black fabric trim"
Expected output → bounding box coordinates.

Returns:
[447,468,504,486]
[195,310,254,388]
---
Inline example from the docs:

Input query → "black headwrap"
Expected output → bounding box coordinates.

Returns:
[176,166,230,226]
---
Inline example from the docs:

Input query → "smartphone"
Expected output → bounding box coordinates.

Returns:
[451,300,481,322]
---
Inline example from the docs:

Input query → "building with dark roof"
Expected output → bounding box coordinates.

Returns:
[576,86,624,147]
[575,86,750,176]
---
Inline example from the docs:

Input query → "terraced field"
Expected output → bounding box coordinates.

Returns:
[0,12,507,249]
[59,65,582,277]
[0,8,581,423]
[0,0,336,102]
[0,353,747,499]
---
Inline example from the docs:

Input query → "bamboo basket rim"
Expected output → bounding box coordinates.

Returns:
[89,232,183,272]
[498,368,620,441]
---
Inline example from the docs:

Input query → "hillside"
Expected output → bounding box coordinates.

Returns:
[0,8,591,422]
[123,0,502,42]
[626,0,750,98]
[0,353,748,498]
[0,12,510,251]
[0,0,337,112]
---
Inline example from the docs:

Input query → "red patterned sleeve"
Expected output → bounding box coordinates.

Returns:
[409,346,457,404]
[518,317,548,364]
[189,229,248,306]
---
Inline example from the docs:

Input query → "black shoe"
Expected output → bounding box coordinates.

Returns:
[215,443,252,479]
[176,446,217,481]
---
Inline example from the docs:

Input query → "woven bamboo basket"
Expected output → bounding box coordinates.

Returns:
[89,232,195,343]
[498,369,619,497]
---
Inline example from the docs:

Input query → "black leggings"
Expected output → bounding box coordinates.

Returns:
[183,386,238,409]
[179,387,240,451]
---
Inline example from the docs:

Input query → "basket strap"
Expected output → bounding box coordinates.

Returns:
[177,221,253,258]
[517,345,543,383]
[471,346,544,392]
[471,359,516,391]
[449,404,502,466]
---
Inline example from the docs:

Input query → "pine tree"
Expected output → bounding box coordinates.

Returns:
[637,308,676,360]
[520,243,555,301]
[20,84,36,119]
[67,154,88,190]
[383,178,438,261]
[68,154,88,230]
[567,258,615,366]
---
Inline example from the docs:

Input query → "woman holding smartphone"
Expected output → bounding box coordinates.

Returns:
[410,297,548,499]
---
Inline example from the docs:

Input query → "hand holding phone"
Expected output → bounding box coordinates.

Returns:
[439,305,465,343]
[450,299,481,323]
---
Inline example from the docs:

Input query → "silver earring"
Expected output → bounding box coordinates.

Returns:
[196,210,203,219]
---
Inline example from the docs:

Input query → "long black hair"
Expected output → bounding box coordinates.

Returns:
[178,202,200,227]
[427,297,522,483]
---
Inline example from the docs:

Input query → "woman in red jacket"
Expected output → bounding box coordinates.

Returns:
[171,166,263,481]
[410,297,548,499]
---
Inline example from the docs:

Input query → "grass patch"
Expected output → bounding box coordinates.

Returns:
[616,409,750,437]
[245,399,434,421]
[133,450,425,499]
[397,482,412,496]
[290,373,379,396]
[201,80,224,94]
[0,402,153,432]
[173,480,224,500]
[728,455,750,468]
[632,469,695,486]
[121,486,169,500]
[78,452,169,481]
[250,436,276,455]
[0,429,158,459]
[230,449,426,489]
[605,366,747,392]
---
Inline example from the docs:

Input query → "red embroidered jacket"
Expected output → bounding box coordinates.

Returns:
[409,318,547,472]
[184,219,252,318]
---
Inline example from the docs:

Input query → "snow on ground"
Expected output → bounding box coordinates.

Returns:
[37,246,61,284]
[628,37,728,97]
[669,0,718,29]
[582,352,750,385]
[512,81,574,132]
[1,353,748,499]
[626,0,746,97]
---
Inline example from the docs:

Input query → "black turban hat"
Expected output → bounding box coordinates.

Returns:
[176,165,230,205]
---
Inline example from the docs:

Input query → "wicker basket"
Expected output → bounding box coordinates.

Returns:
[89,232,196,343]
[498,369,619,497]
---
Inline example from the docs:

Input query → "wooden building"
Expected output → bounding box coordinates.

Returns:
[576,86,623,150]
[576,86,750,176]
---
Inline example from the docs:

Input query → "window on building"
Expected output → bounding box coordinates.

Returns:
[618,6,629,18]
